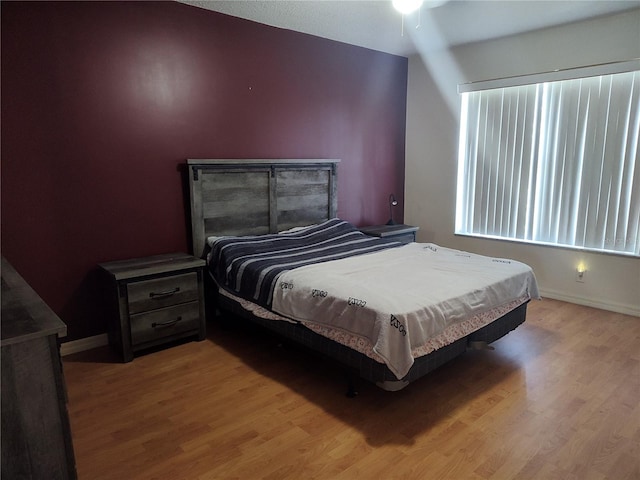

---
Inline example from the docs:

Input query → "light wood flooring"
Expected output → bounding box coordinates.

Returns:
[63,298,640,479]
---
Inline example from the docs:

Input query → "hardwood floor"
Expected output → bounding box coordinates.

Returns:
[63,299,640,479]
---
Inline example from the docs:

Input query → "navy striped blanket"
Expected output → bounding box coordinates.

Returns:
[208,218,402,307]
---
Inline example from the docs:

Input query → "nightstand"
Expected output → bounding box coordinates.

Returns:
[359,224,419,244]
[99,253,206,362]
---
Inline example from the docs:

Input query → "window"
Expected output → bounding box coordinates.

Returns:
[456,64,640,257]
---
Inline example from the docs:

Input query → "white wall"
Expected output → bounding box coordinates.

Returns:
[405,9,640,316]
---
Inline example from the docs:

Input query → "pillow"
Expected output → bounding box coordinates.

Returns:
[206,236,222,246]
[278,224,316,234]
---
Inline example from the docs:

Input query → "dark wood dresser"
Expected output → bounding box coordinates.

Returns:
[1,257,77,480]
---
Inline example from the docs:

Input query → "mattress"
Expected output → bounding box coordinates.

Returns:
[207,219,539,380]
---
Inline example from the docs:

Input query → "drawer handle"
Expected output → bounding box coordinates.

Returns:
[152,316,182,328]
[149,287,180,299]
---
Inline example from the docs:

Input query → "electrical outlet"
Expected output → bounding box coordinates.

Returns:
[575,268,586,283]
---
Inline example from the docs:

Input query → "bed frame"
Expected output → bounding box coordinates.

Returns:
[187,159,527,393]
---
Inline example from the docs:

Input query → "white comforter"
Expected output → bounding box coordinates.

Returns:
[271,242,539,379]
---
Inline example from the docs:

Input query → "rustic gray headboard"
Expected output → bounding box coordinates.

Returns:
[187,159,340,257]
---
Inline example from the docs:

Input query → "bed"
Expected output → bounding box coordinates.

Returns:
[187,159,539,393]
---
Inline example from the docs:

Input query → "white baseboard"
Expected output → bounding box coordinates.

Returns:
[58,292,638,356]
[538,288,640,317]
[60,334,108,356]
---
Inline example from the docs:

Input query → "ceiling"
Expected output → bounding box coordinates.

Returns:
[180,0,639,56]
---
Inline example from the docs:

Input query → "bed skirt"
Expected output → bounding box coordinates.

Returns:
[215,293,527,391]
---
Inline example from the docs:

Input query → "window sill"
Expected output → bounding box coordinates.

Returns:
[454,232,640,259]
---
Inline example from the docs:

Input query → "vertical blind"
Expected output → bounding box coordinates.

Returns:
[456,69,640,256]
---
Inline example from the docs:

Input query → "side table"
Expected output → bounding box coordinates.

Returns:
[99,253,206,362]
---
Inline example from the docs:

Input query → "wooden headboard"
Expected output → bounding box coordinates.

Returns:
[187,159,340,257]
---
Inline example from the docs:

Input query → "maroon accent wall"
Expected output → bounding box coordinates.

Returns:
[1,1,407,341]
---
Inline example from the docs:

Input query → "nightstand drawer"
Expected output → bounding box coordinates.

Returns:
[130,301,201,345]
[127,272,199,314]
[391,233,417,244]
